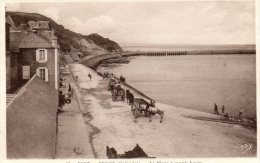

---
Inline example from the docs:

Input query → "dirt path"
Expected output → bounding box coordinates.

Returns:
[69,63,256,158]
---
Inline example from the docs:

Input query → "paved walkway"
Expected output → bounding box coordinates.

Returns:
[55,65,95,158]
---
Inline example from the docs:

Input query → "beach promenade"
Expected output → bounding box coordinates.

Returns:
[55,65,95,158]
[54,63,256,158]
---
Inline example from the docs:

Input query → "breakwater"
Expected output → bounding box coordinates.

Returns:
[136,51,187,56]
[81,47,256,69]
[131,49,255,56]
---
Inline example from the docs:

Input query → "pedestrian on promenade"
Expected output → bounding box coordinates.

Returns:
[239,108,243,119]
[129,93,134,106]
[58,91,65,109]
[214,103,219,115]
[88,74,92,81]
[126,90,130,104]
[68,83,72,92]
[222,105,225,114]
[68,84,72,97]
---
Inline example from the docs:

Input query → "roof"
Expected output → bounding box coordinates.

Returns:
[7,76,58,158]
[38,21,50,29]
[28,21,50,30]
[19,32,52,48]
[10,32,53,51]
[6,15,20,31]
[6,15,14,25]
[9,32,24,52]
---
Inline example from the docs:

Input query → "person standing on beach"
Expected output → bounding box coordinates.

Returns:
[239,108,243,119]
[214,103,219,115]
[222,105,225,114]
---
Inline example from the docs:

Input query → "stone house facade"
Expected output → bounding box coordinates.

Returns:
[8,19,60,92]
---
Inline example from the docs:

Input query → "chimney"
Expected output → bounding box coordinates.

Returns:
[51,35,58,48]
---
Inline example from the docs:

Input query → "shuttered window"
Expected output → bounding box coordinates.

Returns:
[22,66,30,79]
[36,67,49,81]
[40,68,45,80]
[36,49,48,63]
[39,50,45,60]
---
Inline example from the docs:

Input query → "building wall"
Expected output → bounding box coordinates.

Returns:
[6,23,10,50]
[6,52,21,93]
[57,48,60,84]
[6,52,11,92]
[18,48,56,87]
[10,53,19,80]
[6,23,11,92]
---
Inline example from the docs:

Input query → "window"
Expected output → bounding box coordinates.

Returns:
[39,50,45,61]
[36,49,47,63]
[39,68,45,81]
[22,66,30,79]
[36,67,48,81]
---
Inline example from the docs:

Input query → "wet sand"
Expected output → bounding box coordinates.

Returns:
[69,63,256,158]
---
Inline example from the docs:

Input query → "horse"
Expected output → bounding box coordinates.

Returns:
[147,105,164,123]
[126,91,134,105]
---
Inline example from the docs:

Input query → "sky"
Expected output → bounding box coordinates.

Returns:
[6,1,255,45]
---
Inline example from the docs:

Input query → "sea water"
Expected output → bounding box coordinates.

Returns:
[97,54,256,118]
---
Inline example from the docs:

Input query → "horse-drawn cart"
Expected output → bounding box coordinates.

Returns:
[131,98,164,122]
[108,78,118,90]
[112,87,125,101]
[131,98,149,117]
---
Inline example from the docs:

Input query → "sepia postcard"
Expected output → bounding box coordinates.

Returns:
[0,0,259,163]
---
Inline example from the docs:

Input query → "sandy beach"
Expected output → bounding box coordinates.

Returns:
[69,63,256,158]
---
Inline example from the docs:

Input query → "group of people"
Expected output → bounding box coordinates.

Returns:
[213,103,243,119]
[119,75,126,82]
[58,83,73,112]
[103,72,115,78]
[213,103,225,115]
[59,78,65,87]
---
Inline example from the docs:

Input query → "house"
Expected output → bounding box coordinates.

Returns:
[8,19,60,91]
[6,15,20,93]
[6,15,11,92]
[6,18,60,158]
